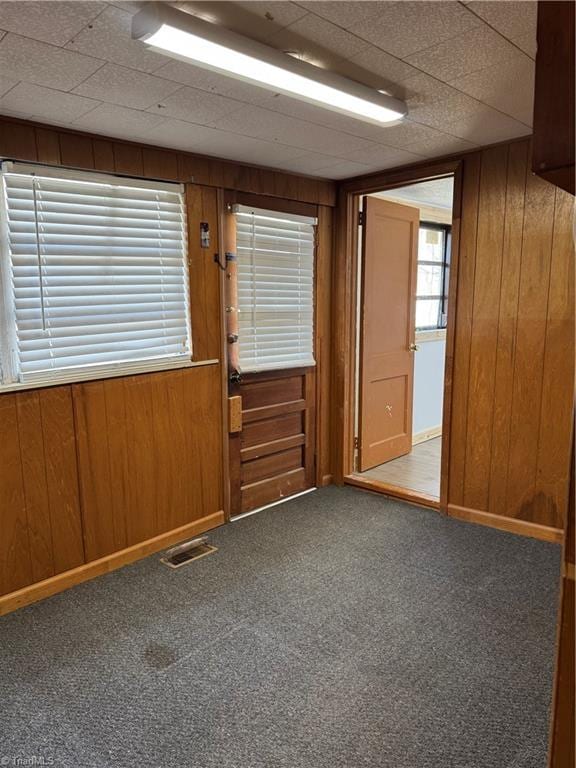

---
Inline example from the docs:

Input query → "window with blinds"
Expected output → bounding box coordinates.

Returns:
[235,204,316,373]
[0,162,191,389]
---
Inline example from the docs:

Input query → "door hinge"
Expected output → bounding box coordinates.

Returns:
[358,210,364,226]
[354,436,360,450]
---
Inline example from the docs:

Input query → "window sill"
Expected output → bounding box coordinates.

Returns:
[415,329,447,343]
[0,358,220,394]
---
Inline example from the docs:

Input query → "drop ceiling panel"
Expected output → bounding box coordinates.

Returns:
[66,5,170,73]
[0,33,103,91]
[466,1,537,56]
[0,1,104,46]
[0,0,536,179]
[450,58,535,126]
[73,63,182,110]
[72,102,166,137]
[0,82,99,123]
[343,1,483,58]
[405,24,528,83]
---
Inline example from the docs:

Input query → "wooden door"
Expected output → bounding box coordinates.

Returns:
[358,196,419,471]
[229,368,316,516]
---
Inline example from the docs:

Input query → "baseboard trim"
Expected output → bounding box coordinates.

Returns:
[412,426,442,446]
[447,504,563,543]
[320,473,333,487]
[345,475,440,510]
[0,511,225,616]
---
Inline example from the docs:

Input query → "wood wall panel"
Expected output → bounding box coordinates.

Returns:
[448,140,574,529]
[75,365,223,562]
[0,116,336,206]
[0,389,84,597]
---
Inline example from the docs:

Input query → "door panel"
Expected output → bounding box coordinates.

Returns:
[230,368,315,516]
[358,197,419,471]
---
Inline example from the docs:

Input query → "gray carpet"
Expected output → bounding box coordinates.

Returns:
[0,486,561,768]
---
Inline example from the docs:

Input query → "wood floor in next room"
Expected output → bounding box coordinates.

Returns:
[358,436,441,498]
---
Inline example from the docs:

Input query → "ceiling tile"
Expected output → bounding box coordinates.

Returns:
[348,1,482,58]
[404,133,479,158]
[153,59,278,107]
[107,2,144,14]
[187,129,310,166]
[235,2,309,31]
[0,82,100,123]
[297,2,382,31]
[211,104,374,156]
[422,104,529,145]
[0,1,104,46]
[402,73,460,110]
[147,86,244,124]
[347,46,421,94]
[66,5,169,73]
[343,144,424,167]
[268,13,370,63]
[450,58,535,125]
[466,1,537,57]
[408,90,481,129]
[364,121,448,149]
[132,118,225,151]
[72,102,165,138]
[311,159,373,179]
[405,25,525,83]
[0,33,104,91]
[73,63,182,110]
[0,73,17,98]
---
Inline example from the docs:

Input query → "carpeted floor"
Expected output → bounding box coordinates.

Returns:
[0,486,561,768]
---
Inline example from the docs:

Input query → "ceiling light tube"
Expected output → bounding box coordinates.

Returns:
[132,3,406,126]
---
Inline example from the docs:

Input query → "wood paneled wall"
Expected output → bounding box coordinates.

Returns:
[447,140,574,534]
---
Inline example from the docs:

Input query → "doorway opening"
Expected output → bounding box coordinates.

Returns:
[351,176,455,506]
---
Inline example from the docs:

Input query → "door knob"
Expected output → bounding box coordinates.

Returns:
[409,343,419,352]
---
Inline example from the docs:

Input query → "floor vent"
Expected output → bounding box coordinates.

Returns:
[160,537,217,569]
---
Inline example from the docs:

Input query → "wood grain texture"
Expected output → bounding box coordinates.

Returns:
[449,141,574,527]
[235,369,314,514]
[0,388,84,597]
[0,116,335,206]
[74,365,223,562]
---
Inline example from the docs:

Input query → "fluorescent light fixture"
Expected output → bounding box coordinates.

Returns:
[132,3,406,126]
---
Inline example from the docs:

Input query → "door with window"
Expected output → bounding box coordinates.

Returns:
[225,196,317,516]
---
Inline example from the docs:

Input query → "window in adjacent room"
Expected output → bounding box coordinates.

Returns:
[234,204,316,373]
[0,162,191,389]
[415,223,451,331]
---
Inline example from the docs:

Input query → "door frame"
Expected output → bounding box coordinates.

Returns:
[332,159,464,512]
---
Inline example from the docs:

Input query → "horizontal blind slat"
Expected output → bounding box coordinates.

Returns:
[1,165,191,385]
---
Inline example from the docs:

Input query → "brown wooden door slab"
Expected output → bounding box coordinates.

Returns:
[229,368,316,516]
[358,196,419,472]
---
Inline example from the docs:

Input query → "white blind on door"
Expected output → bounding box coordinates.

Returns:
[235,204,316,373]
[0,163,191,388]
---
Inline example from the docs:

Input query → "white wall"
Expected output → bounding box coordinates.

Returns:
[412,334,446,440]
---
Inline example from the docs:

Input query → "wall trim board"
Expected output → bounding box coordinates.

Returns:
[0,116,336,207]
[345,474,441,510]
[447,504,563,543]
[0,511,225,617]
[412,426,442,445]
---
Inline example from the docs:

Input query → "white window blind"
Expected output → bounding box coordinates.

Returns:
[235,204,316,373]
[0,162,191,389]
